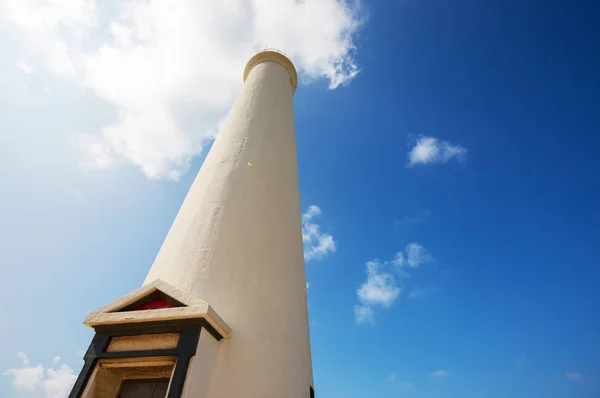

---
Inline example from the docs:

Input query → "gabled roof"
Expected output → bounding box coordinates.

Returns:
[83,279,230,339]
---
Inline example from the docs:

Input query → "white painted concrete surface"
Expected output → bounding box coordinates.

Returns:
[182,331,219,398]
[144,51,313,397]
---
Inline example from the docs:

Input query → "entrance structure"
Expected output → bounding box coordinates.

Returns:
[70,50,314,398]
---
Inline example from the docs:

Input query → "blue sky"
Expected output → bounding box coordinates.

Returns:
[1,0,599,397]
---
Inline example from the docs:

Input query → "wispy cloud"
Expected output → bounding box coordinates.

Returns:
[566,372,583,383]
[405,243,433,268]
[3,352,77,398]
[354,259,399,325]
[355,243,434,324]
[430,369,449,378]
[392,243,434,278]
[353,304,374,324]
[4,0,363,180]
[357,260,400,307]
[302,205,336,261]
[387,372,413,390]
[408,136,467,166]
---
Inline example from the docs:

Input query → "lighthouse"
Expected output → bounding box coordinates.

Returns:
[70,50,314,398]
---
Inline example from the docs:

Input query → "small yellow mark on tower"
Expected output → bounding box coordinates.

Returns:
[247,162,252,166]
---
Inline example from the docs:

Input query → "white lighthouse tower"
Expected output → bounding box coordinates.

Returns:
[70,50,314,398]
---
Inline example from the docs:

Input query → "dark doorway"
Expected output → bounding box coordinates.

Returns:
[118,379,170,398]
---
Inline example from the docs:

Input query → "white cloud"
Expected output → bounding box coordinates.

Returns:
[430,369,449,377]
[3,0,97,31]
[3,0,96,78]
[391,251,405,267]
[357,260,400,307]
[566,372,583,383]
[355,243,435,324]
[392,243,433,273]
[18,62,33,75]
[405,242,433,268]
[3,353,77,397]
[408,136,467,166]
[3,352,43,392]
[42,365,78,398]
[302,205,336,261]
[3,0,363,180]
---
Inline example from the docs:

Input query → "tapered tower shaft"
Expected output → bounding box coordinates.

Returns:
[144,51,313,397]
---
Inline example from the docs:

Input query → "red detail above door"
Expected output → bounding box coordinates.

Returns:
[132,297,176,311]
